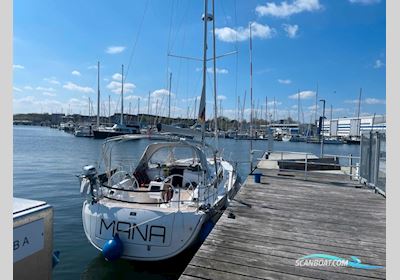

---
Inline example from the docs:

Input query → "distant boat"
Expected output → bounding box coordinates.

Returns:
[289,135,307,142]
[235,133,250,140]
[92,64,141,139]
[345,137,360,145]
[74,125,94,137]
[59,121,75,133]
[93,123,140,139]
[282,134,292,142]
[324,137,344,145]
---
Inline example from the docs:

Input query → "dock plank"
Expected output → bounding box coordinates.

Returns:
[179,169,386,280]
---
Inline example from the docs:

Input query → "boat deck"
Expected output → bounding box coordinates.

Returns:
[179,169,386,280]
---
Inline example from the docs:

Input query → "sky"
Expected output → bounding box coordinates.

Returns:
[13,0,386,122]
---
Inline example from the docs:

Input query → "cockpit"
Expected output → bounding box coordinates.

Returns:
[99,141,211,206]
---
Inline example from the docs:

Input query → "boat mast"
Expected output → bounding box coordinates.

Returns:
[314,82,319,125]
[194,98,197,120]
[198,0,209,146]
[108,95,111,124]
[168,72,172,121]
[242,90,247,133]
[273,96,276,122]
[249,22,253,139]
[148,91,151,115]
[120,64,124,125]
[297,89,300,125]
[212,0,218,151]
[97,61,100,128]
[237,95,241,130]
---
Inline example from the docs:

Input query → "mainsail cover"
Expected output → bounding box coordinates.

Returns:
[198,85,206,123]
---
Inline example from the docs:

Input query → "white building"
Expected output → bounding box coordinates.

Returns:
[321,115,386,137]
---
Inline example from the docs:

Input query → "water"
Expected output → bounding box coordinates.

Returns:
[13,126,360,279]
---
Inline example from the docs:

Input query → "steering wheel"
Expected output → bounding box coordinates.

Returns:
[163,174,196,202]
[108,170,139,191]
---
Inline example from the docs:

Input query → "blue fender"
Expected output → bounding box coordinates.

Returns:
[102,233,124,261]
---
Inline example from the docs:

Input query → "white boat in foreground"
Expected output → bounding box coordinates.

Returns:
[79,0,241,261]
[79,135,240,261]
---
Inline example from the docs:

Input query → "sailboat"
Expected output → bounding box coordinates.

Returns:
[93,64,141,139]
[282,134,292,142]
[78,0,240,261]
[75,97,95,137]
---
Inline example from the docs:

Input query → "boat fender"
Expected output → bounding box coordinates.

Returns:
[102,233,123,261]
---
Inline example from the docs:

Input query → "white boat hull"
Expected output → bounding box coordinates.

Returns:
[82,202,207,261]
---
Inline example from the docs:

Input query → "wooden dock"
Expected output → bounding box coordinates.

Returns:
[180,168,386,280]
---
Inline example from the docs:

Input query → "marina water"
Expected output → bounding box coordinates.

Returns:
[13,126,360,279]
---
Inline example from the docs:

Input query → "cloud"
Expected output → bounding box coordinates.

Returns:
[13,96,64,113]
[44,77,61,85]
[182,96,201,102]
[72,70,81,76]
[23,86,33,90]
[87,65,98,70]
[267,100,282,106]
[256,0,322,18]
[13,86,23,92]
[105,46,126,54]
[106,81,136,94]
[345,98,385,105]
[364,98,385,105]
[112,73,123,81]
[348,0,381,4]
[215,22,276,42]
[13,96,36,104]
[374,59,384,69]
[42,92,56,97]
[151,89,175,99]
[63,82,95,93]
[278,79,292,84]
[196,67,229,74]
[13,95,101,114]
[13,64,25,70]
[289,90,316,99]
[147,89,177,116]
[283,24,299,38]
[209,68,229,74]
[217,95,227,100]
[36,86,56,92]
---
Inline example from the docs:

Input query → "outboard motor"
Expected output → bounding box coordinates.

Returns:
[80,165,98,198]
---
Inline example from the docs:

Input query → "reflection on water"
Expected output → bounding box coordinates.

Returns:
[13,126,360,279]
[81,245,200,280]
